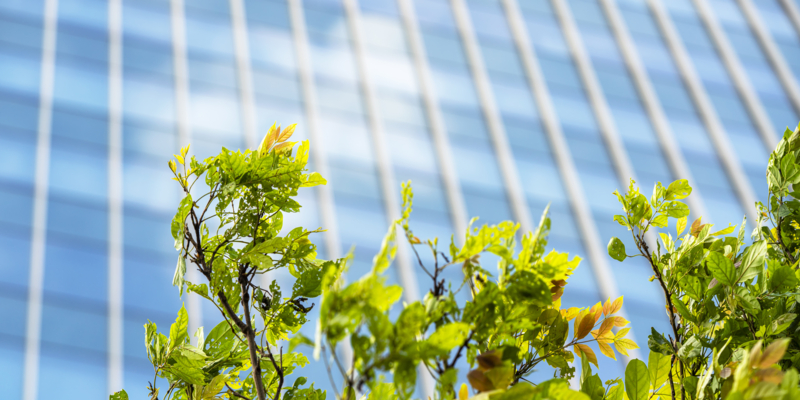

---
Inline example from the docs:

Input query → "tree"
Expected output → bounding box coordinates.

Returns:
[112,124,800,400]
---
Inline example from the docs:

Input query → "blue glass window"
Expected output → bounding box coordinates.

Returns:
[0,52,41,96]
[0,231,31,287]
[44,239,107,301]
[0,131,36,185]
[48,140,108,202]
[123,0,172,44]
[0,15,43,51]
[248,28,297,72]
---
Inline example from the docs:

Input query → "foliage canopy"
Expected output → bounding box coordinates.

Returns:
[111,123,800,400]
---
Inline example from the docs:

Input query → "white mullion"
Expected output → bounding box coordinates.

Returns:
[551,0,637,187]
[693,0,778,150]
[288,0,341,260]
[599,0,709,219]
[342,0,434,395]
[449,0,534,234]
[228,0,258,149]
[22,0,58,399]
[396,0,468,237]
[340,0,420,303]
[738,0,800,117]
[779,0,800,47]
[501,0,640,362]
[169,0,202,337]
[648,0,759,224]
[108,0,124,393]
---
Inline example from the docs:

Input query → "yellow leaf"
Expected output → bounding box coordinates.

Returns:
[602,298,612,316]
[576,311,595,340]
[168,160,176,174]
[598,340,616,360]
[677,216,687,236]
[615,338,639,351]
[598,317,615,336]
[615,327,630,340]
[564,307,580,321]
[590,302,602,322]
[574,310,586,338]
[613,316,629,327]
[459,383,469,400]
[174,154,185,165]
[615,341,629,357]
[273,141,296,154]
[278,123,297,142]
[711,224,735,236]
[609,296,623,314]
[180,144,190,158]
[574,343,598,367]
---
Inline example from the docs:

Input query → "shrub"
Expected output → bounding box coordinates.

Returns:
[111,124,800,400]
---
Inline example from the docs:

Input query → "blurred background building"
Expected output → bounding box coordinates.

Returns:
[0,0,799,397]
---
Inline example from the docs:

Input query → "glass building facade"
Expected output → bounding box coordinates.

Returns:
[0,0,797,397]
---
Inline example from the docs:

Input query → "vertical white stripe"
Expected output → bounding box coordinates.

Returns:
[342,0,433,396]
[599,0,709,219]
[228,0,258,149]
[738,0,800,117]
[107,0,124,393]
[551,0,637,187]
[500,0,640,362]
[648,0,759,224]
[449,0,534,234]
[692,0,778,150]
[22,0,58,399]
[341,0,420,306]
[396,0,469,237]
[779,0,800,46]
[287,0,350,391]
[170,0,202,337]
[287,0,341,260]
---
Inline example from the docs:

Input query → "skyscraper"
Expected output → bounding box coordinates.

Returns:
[0,0,798,398]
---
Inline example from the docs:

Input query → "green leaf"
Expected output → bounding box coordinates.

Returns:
[768,259,799,291]
[677,336,702,360]
[648,351,670,391]
[606,384,624,400]
[738,240,767,283]
[172,256,187,296]
[427,322,470,353]
[168,305,189,353]
[580,373,604,400]
[662,201,690,218]
[608,237,626,262]
[733,287,760,315]
[292,266,322,298]
[109,390,128,400]
[705,252,736,286]
[648,328,673,355]
[624,359,649,400]
[665,179,692,200]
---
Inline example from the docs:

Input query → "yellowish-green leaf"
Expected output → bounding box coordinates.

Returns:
[428,322,470,353]
[301,172,327,188]
[598,340,616,360]
[649,351,671,392]
[625,359,650,400]
[711,224,735,236]
[677,216,687,236]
